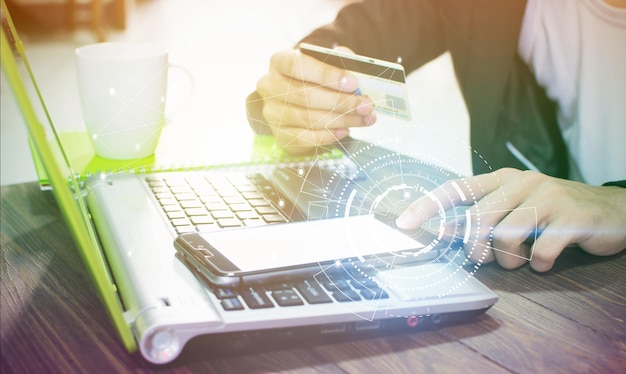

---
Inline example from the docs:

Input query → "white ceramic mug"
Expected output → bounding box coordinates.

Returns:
[75,42,190,160]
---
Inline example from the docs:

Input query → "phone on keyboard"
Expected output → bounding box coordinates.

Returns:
[174,215,439,287]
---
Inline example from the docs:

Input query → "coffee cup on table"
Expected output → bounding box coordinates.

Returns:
[75,42,192,160]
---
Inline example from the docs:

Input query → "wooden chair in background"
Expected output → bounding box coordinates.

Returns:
[69,0,128,42]
[6,0,128,41]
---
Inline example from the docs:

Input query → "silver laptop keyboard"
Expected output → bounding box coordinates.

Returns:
[146,172,289,234]
[212,269,390,311]
[147,172,391,311]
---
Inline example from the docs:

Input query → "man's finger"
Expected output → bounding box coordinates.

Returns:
[271,50,359,93]
[491,205,540,269]
[395,171,504,230]
[263,101,373,130]
[529,224,572,272]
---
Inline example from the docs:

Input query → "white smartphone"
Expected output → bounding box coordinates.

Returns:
[174,215,439,287]
[299,42,411,121]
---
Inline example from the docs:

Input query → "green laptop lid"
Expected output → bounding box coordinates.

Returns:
[1,0,347,354]
[1,0,137,352]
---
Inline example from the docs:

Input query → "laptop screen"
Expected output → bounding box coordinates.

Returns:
[1,0,137,352]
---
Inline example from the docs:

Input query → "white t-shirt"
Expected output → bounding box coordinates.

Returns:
[518,0,626,185]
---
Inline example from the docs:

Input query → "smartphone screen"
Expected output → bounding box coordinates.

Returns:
[175,215,437,286]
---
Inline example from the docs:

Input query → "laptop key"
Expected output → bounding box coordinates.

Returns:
[295,280,333,304]
[359,288,389,300]
[332,289,361,302]
[199,195,223,204]
[239,287,274,309]
[174,193,197,201]
[243,218,265,227]
[217,218,243,228]
[229,203,253,212]
[248,198,270,207]
[242,191,264,200]
[262,214,287,223]
[255,206,278,215]
[175,225,196,234]
[195,223,218,232]
[159,198,179,206]
[171,217,192,226]
[167,211,187,219]
[214,287,238,299]
[212,210,235,219]
[322,279,351,291]
[205,202,230,211]
[223,196,247,205]
[180,200,204,209]
[185,207,209,216]
[236,211,260,220]
[169,186,193,194]
[190,216,214,224]
[163,207,183,215]
[348,278,380,290]
[221,298,245,311]
[271,289,304,307]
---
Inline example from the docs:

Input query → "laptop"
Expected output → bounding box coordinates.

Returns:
[1,2,497,365]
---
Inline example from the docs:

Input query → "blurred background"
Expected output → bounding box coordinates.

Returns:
[1,0,469,186]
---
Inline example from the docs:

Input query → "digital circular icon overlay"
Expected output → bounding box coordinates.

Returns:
[295,128,501,319]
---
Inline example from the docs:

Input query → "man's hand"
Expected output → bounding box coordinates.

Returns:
[396,168,626,272]
[255,48,376,154]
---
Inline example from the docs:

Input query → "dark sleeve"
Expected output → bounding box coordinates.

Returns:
[299,0,446,72]
[247,0,448,135]
[603,180,626,188]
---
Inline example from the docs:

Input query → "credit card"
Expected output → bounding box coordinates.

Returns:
[299,42,411,121]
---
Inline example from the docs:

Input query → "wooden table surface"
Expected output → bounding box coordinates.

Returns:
[1,182,625,373]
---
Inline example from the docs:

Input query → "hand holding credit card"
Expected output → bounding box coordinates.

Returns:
[299,43,411,121]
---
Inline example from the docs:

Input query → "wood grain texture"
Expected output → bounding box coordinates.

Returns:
[2,182,625,373]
